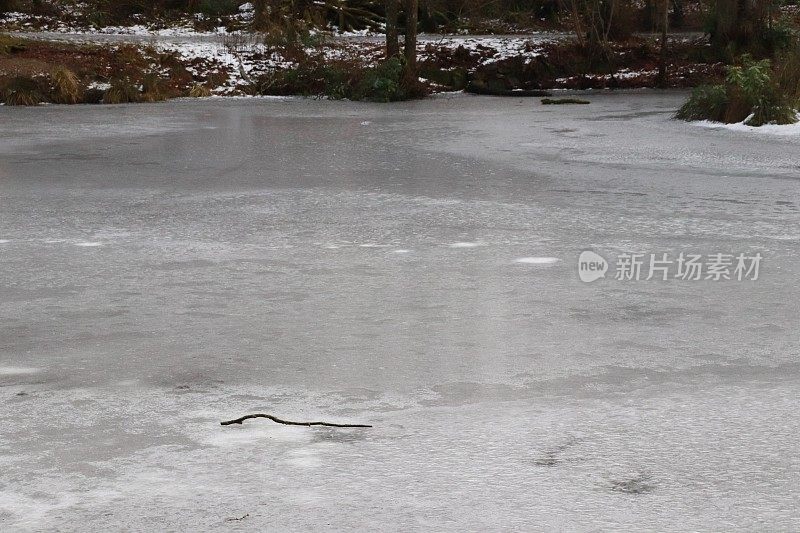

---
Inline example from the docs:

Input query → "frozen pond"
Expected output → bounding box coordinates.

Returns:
[1,92,799,531]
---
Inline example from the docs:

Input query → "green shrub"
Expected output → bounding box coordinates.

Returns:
[726,55,796,125]
[676,84,729,121]
[676,55,798,126]
[357,57,406,102]
[252,56,424,102]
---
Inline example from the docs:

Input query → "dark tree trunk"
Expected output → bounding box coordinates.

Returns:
[712,0,765,50]
[339,1,347,33]
[386,0,400,57]
[252,0,269,31]
[657,0,669,87]
[671,0,684,28]
[404,0,418,75]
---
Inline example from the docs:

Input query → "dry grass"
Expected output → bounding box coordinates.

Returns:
[50,65,81,104]
[188,83,213,97]
[102,78,141,104]
[3,76,43,105]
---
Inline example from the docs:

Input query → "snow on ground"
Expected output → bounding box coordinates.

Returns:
[418,35,555,66]
[11,28,550,93]
[693,114,800,136]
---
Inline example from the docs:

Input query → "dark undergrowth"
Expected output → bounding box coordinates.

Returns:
[249,54,427,102]
[0,34,199,105]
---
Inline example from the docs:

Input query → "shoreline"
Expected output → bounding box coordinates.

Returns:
[1,29,721,104]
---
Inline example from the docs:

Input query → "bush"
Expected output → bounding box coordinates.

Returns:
[676,84,729,121]
[140,71,168,101]
[251,55,424,102]
[103,78,141,103]
[676,55,798,126]
[726,55,796,125]
[3,75,44,105]
[50,66,81,104]
[197,0,239,18]
[188,83,213,97]
[356,57,407,102]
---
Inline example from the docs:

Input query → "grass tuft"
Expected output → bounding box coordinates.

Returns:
[50,66,81,104]
[102,78,141,104]
[188,83,213,98]
[3,76,43,106]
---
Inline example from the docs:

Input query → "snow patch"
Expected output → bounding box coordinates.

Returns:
[693,114,800,137]
[0,366,41,376]
[515,257,560,264]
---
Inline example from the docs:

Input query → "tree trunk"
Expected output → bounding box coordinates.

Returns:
[386,0,400,57]
[338,1,346,33]
[671,0,684,28]
[252,0,269,31]
[404,0,418,75]
[657,0,669,87]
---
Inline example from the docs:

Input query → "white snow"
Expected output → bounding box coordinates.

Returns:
[693,114,800,137]
[448,242,482,248]
[87,81,112,91]
[514,257,559,264]
[0,366,41,376]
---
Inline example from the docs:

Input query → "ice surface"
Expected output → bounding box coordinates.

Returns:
[0,92,798,531]
[693,115,800,136]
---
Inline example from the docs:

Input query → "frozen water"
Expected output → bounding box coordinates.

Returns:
[0,92,799,531]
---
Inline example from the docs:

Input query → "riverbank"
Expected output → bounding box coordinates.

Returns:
[1,28,724,105]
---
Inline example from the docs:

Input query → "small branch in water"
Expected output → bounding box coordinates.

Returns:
[220,414,372,428]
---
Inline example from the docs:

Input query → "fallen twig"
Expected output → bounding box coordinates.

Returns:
[220,413,372,428]
[541,97,591,105]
